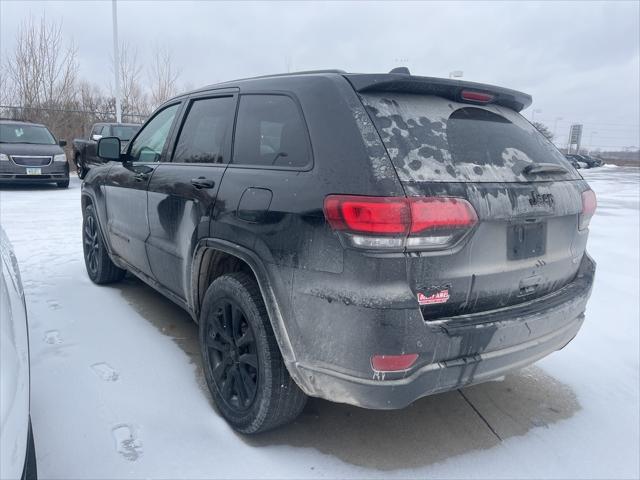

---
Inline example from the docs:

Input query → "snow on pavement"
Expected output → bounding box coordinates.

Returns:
[0,167,638,479]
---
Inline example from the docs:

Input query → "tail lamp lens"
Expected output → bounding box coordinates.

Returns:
[324,195,478,251]
[371,353,419,372]
[579,189,597,231]
[323,196,409,234]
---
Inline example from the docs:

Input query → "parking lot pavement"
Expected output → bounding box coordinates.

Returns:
[0,168,638,479]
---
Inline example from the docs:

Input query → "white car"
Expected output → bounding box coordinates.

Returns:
[1,227,36,479]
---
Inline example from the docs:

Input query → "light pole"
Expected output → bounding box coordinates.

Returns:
[530,108,542,122]
[590,131,598,152]
[449,70,463,79]
[112,0,122,123]
[553,116,563,139]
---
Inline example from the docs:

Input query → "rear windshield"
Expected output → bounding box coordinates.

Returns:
[0,124,56,145]
[111,125,139,141]
[361,93,579,182]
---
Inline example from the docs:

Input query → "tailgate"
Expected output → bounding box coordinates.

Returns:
[359,92,592,317]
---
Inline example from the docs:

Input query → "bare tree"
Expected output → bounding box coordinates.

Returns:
[148,44,179,109]
[0,61,15,106]
[110,41,149,117]
[5,15,78,109]
[533,121,554,141]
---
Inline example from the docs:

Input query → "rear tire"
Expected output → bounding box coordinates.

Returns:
[199,272,307,434]
[57,179,69,189]
[83,204,126,284]
[22,419,37,480]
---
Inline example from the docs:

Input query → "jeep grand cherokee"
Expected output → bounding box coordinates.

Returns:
[81,69,596,433]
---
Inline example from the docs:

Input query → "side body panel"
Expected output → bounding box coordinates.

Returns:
[104,162,158,277]
[0,231,30,479]
[147,162,226,300]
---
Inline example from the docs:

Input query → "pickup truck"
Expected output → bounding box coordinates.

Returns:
[73,122,140,178]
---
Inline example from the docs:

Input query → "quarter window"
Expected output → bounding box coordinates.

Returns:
[172,96,235,164]
[232,95,310,168]
[129,104,180,163]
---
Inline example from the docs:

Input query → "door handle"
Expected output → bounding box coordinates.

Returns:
[134,173,148,182]
[191,177,215,189]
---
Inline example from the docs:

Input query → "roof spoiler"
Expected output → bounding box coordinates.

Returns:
[343,73,532,112]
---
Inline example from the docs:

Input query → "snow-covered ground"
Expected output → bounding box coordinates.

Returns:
[0,167,638,479]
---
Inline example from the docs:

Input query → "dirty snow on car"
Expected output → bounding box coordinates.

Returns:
[361,93,579,183]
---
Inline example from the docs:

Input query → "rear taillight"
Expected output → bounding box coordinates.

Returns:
[579,189,597,231]
[323,195,478,251]
[460,90,495,104]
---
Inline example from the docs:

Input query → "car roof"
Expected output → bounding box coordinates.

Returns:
[176,69,532,112]
[96,122,141,127]
[0,119,46,127]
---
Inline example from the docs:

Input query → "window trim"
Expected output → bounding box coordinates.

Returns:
[228,91,314,172]
[125,102,183,164]
[168,93,238,167]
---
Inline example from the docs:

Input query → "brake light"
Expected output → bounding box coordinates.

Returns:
[409,198,478,232]
[579,189,597,231]
[460,90,495,104]
[323,196,409,234]
[324,195,478,251]
[371,353,418,372]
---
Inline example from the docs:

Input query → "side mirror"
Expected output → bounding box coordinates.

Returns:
[58,139,67,147]
[91,134,103,141]
[97,137,122,161]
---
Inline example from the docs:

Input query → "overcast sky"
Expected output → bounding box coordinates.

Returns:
[1,0,638,150]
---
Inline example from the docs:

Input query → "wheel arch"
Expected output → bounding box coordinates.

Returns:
[192,239,297,367]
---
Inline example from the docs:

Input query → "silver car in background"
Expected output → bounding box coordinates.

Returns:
[1,227,36,479]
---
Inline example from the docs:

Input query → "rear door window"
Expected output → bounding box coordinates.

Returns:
[361,93,579,182]
[172,96,236,164]
[232,95,311,169]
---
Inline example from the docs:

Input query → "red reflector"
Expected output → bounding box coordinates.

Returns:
[460,90,495,103]
[582,189,597,216]
[371,354,419,372]
[324,195,410,234]
[579,189,597,231]
[409,197,478,233]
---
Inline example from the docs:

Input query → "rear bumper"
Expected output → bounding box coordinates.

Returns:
[289,254,595,409]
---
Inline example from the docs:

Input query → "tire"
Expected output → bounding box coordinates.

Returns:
[57,179,69,189]
[199,272,307,434]
[77,159,86,179]
[82,204,126,284]
[22,419,37,480]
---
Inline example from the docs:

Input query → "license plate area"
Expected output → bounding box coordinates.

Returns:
[507,222,546,260]
[26,168,42,175]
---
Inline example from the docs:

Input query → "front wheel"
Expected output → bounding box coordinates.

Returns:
[199,272,307,434]
[82,204,126,284]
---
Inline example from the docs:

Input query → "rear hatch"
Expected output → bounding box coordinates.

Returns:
[347,75,593,319]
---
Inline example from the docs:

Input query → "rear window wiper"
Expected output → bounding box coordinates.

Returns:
[522,163,570,175]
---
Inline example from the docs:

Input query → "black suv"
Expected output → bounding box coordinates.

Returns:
[81,70,596,433]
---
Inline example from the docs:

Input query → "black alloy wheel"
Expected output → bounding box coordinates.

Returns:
[205,298,259,412]
[83,213,100,276]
